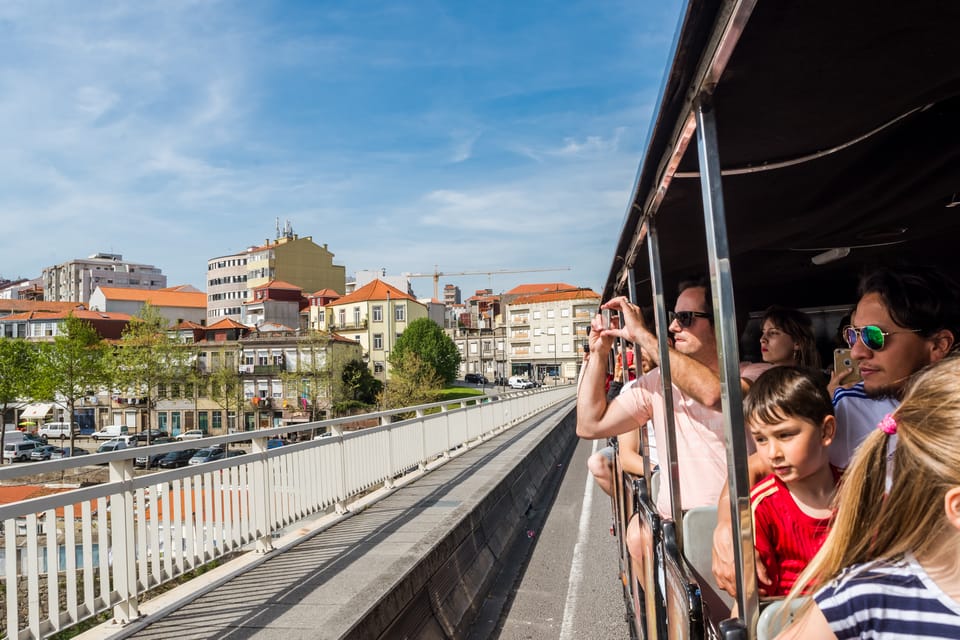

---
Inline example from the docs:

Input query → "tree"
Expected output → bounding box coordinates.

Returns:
[378,352,444,410]
[388,318,460,385]
[34,315,108,453]
[341,359,382,405]
[108,303,187,441]
[207,345,245,432]
[0,339,38,463]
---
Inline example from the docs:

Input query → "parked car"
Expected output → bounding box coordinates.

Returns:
[29,445,62,461]
[3,441,38,462]
[176,429,205,441]
[38,422,79,441]
[97,439,128,453]
[91,425,130,441]
[464,373,489,384]
[157,449,198,469]
[267,439,285,449]
[225,449,247,458]
[134,450,167,469]
[51,447,89,459]
[188,447,225,465]
[132,429,170,444]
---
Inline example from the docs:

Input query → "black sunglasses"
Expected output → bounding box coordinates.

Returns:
[669,310,712,328]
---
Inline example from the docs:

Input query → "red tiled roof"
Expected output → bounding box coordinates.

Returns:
[331,279,416,305]
[504,282,577,295]
[251,280,302,292]
[0,300,85,314]
[310,288,341,298]
[173,320,206,330]
[206,318,251,330]
[97,286,206,309]
[510,288,601,305]
[1,309,134,322]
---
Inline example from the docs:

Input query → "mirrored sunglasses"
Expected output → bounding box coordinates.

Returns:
[843,325,922,351]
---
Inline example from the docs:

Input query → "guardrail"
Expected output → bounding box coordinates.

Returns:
[0,385,574,639]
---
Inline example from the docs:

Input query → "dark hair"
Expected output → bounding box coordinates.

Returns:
[677,275,713,325]
[761,305,821,368]
[744,366,833,428]
[858,265,960,346]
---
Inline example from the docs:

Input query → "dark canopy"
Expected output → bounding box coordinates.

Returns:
[606,0,960,313]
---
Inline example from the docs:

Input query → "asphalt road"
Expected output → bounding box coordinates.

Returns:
[470,437,633,640]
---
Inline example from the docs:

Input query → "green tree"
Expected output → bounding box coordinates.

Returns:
[207,346,245,432]
[108,303,187,440]
[388,318,460,385]
[34,315,108,452]
[379,351,444,410]
[0,339,39,463]
[341,359,382,406]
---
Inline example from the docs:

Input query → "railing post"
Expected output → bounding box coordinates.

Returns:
[417,408,427,472]
[385,422,396,489]
[331,424,349,514]
[109,456,140,623]
[250,435,274,553]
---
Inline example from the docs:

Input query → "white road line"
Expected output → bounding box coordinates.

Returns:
[559,439,598,640]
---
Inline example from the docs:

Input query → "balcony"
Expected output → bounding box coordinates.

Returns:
[253,365,285,375]
[510,316,530,326]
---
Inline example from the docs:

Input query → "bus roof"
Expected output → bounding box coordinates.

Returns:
[607,0,960,312]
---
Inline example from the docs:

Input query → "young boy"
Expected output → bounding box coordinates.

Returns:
[746,366,842,597]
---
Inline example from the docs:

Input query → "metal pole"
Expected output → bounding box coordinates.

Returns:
[695,95,758,634]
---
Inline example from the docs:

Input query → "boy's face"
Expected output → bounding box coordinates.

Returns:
[750,416,835,484]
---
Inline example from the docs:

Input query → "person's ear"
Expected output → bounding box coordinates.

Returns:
[928,329,955,363]
[820,415,836,446]
[944,487,960,532]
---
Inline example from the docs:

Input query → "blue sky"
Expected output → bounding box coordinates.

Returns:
[0,0,684,300]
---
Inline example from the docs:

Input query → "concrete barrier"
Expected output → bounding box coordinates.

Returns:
[353,405,578,639]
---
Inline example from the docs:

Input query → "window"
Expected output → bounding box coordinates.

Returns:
[470,343,478,354]
[171,383,181,398]
[318,309,325,324]
[562,326,571,335]
[213,411,222,430]
[353,307,361,325]
[395,306,405,322]
[561,308,570,317]
[533,311,541,320]
[534,328,542,337]
[534,345,542,353]
[338,309,346,326]
[548,344,555,353]
[372,305,383,322]
[158,383,167,398]
[547,310,555,319]
[373,334,383,350]
[374,362,384,373]
[562,343,571,352]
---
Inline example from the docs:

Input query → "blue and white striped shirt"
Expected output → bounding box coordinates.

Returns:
[815,554,960,638]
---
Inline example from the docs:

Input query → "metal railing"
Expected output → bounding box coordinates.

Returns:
[0,385,574,639]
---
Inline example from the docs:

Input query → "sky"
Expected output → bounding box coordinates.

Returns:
[0,0,685,300]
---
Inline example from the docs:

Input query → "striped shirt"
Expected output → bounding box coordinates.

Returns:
[815,554,960,638]
[831,382,898,469]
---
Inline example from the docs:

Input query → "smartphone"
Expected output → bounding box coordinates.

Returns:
[601,308,612,330]
[833,348,862,384]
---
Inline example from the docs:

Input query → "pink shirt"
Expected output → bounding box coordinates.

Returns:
[613,362,771,518]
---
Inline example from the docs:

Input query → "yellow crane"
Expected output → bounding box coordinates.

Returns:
[406,266,571,300]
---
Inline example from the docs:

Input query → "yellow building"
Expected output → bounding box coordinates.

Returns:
[246,234,346,296]
[320,279,428,380]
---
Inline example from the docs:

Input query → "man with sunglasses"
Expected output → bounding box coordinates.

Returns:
[577,277,771,518]
[830,265,960,467]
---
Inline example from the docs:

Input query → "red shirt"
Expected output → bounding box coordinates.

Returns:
[750,466,842,596]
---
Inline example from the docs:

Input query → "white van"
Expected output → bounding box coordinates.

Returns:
[508,376,535,389]
[3,440,39,462]
[91,424,130,441]
[38,422,78,441]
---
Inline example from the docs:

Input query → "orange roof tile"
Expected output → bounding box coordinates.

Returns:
[504,282,577,295]
[252,280,302,292]
[510,288,601,305]
[0,300,85,314]
[330,279,416,306]
[310,288,341,298]
[206,318,251,330]
[97,287,206,309]
[1,309,134,322]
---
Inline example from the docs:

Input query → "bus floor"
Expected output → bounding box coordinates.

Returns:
[470,438,633,640]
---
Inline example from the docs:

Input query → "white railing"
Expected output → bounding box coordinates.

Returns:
[0,385,574,639]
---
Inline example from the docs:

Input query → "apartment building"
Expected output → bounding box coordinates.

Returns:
[89,285,206,325]
[207,229,346,323]
[42,253,167,305]
[319,279,428,380]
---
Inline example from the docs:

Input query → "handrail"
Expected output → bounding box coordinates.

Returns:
[0,385,574,639]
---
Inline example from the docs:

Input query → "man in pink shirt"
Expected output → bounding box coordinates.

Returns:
[576,277,770,518]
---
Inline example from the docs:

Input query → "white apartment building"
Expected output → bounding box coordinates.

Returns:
[42,253,167,305]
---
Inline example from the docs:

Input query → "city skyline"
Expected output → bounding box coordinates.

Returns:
[0,1,684,299]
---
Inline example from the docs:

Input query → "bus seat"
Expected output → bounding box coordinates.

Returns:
[682,506,734,611]
[662,521,705,639]
[650,469,660,506]
[756,597,808,640]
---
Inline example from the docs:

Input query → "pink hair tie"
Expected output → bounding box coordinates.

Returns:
[878,413,897,435]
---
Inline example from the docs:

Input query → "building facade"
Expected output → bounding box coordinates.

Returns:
[42,253,167,305]
[89,285,206,325]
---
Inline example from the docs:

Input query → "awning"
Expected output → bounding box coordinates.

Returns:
[20,403,54,420]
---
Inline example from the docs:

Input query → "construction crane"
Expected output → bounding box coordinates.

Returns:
[405,266,571,300]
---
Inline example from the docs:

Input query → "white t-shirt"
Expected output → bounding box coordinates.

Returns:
[831,382,898,469]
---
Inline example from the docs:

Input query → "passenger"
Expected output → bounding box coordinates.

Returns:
[746,367,840,597]
[577,276,771,518]
[713,264,960,597]
[587,349,641,497]
[759,306,820,368]
[776,356,960,639]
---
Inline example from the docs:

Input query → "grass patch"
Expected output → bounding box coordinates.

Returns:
[435,387,486,401]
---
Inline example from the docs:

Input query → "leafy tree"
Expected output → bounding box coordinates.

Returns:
[0,339,38,463]
[341,359,382,406]
[388,318,460,385]
[207,345,245,432]
[281,333,368,420]
[108,303,187,441]
[379,352,444,410]
[34,315,109,452]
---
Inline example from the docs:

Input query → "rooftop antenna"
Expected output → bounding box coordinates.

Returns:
[275,217,281,239]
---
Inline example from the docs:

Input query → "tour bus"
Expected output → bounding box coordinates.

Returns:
[598,2,960,639]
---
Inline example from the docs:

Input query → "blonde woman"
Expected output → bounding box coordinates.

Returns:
[776,355,960,639]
